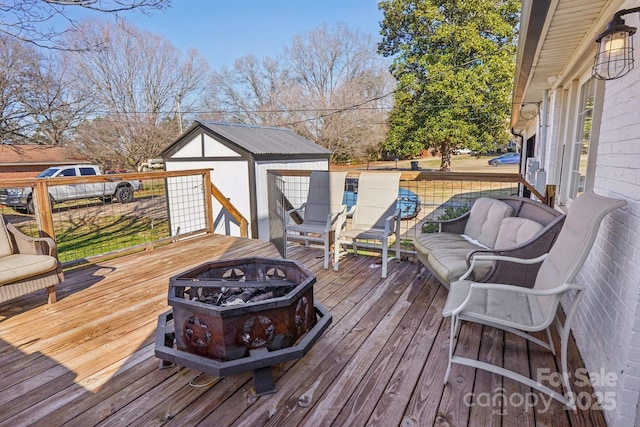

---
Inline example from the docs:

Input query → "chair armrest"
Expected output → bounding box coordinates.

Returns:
[326,204,348,233]
[286,202,306,216]
[449,280,583,317]
[384,208,401,234]
[285,203,306,226]
[459,253,547,281]
[6,222,58,257]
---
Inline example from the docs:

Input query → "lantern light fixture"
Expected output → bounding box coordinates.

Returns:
[592,7,640,80]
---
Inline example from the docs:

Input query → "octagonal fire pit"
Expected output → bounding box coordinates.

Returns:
[155,257,331,395]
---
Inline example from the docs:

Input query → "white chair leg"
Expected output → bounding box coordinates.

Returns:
[394,233,400,260]
[444,315,458,383]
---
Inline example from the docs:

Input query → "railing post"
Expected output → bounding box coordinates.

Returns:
[545,184,556,207]
[33,180,55,239]
[203,170,215,234]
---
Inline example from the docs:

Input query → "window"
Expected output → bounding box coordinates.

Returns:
[60,168,77,177]
[79,167,97,176]
[568,78,596,200]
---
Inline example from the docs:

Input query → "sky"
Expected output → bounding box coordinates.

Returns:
[75,0,385,70]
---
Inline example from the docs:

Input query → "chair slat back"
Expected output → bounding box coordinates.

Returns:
[303,171,347,224]
[534,192,626,308]
[351,172,400,230]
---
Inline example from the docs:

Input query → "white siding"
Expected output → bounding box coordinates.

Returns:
[203,134,241,157]
[172,135,203,158]
[165,160,250,238]
[254,160,328,240]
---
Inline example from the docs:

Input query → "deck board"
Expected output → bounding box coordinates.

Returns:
[0,234,608,426]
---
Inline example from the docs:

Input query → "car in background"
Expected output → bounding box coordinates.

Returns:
[488,152,521,166]
[342,178,421,220]
[453,148,473,155]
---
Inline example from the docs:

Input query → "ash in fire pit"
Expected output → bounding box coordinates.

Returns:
[184,284,295,306]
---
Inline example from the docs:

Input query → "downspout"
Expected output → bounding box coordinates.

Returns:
[511,128,525,197]
[538,89,549,170]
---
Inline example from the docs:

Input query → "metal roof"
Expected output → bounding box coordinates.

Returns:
[197,121,330,156]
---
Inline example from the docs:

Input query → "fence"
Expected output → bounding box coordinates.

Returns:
[268,169,553,257]
[0,169,247,266]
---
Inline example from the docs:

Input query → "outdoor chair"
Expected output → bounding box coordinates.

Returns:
[337,172,401,278]
[284,171,347,270]
[442,191,626,409]
[0,215,64,305]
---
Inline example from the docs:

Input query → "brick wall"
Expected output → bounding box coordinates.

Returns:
[0,165,45,180]
[570,63,640,425]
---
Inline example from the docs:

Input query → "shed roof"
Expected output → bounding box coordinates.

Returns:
[162,121,330,158]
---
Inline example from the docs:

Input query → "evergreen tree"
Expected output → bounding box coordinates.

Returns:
[378,0,519,170]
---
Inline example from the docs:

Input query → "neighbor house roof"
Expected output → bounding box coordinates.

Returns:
[0,144,87,166]
[161,121,330,159]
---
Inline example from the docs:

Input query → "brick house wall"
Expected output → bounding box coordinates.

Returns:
[0,165,50,180]
[0,145,87,180]
[576,65,640,426]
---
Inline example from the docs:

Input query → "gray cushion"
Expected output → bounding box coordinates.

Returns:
[464,198,514,248]
[0,219,13,258]
[414,232,477,257]
[494,217,544,250]
[428,249,493,284]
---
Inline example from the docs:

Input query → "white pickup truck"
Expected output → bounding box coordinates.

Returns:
[0,164,142,213]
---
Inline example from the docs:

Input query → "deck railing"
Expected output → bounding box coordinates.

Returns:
[268,169,554,257]
[0,169,248,266]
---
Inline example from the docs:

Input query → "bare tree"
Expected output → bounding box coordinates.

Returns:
[66,20,208,169]
[18,53,95,145]
[204,55,290,125]
[0,0,170,50]
[283,24,393,162]
[204,24,393,163]
[0,35,39,143]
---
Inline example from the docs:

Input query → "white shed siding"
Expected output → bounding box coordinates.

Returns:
[166,159,250,238]
[569,57,640,425]
[172,135,203,158]
[210,160,250,237]
[254,159,328,240]
[203,134,241,157]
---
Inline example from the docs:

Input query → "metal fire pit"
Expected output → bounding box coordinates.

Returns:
[154,257,332,395]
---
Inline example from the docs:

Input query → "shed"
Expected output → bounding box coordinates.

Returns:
[160,121,331,240]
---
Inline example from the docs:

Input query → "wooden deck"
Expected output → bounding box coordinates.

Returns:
[0,234,607,426]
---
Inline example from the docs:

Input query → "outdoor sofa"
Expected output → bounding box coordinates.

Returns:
[414,196,565,289]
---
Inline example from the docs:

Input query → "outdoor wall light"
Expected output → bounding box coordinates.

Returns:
[592,7,640,80]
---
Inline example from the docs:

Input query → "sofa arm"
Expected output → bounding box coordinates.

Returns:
[421,211,470,234]
[6,222,58,257]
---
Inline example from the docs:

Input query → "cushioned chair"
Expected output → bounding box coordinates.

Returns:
[442,192,626,409]
[284,171,347,270]
[0,215,64,305]
[337,172,401,278]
